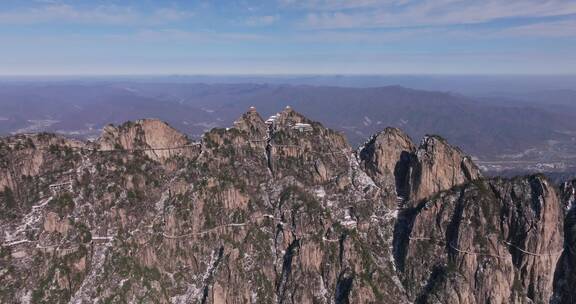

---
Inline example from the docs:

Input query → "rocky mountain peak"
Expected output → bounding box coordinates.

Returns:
[268,106,314,130]
[232,106,268,137]
[359,127,481,205]
[96,119,197,162]
[410,133,482,202]
[358,128,415,200]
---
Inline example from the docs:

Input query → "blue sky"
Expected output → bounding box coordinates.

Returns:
[0,0,575,75]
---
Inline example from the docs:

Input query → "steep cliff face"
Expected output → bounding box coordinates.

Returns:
[0,107,572,304]
[401,176,563,303]
[358,128,415,206]
[0,133,85,218]
[409,135,482,203]
[552,180,576,304]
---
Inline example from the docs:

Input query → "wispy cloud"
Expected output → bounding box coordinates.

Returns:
[281,0,409,11]
[0,4,193,25]
[126,29,264,43]
[301,0,576,29]
[292,19,576,44]
[245,15,279,26]
[290,28,441,43]
[151,8,194,23]
[0,0,574,75]
[497,19,576,38]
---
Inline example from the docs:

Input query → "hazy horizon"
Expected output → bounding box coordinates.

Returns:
[2,74,575,96]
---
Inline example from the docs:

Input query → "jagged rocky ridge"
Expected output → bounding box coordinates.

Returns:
[0,107,573,303]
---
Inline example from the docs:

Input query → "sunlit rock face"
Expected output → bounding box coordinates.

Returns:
[97,119,199,163]
[409,135,482,203]
[358,129,481,210]
[400,176,562,304]
[0,107,572,304]
[358,127,416,208]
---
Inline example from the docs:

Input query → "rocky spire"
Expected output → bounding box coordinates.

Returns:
[410,135,482,202]
[358,128,416,203]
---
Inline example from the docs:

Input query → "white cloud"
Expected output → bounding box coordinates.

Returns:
[0,4,193,25]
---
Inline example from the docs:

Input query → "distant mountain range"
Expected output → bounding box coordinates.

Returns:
[1,82,575,175]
